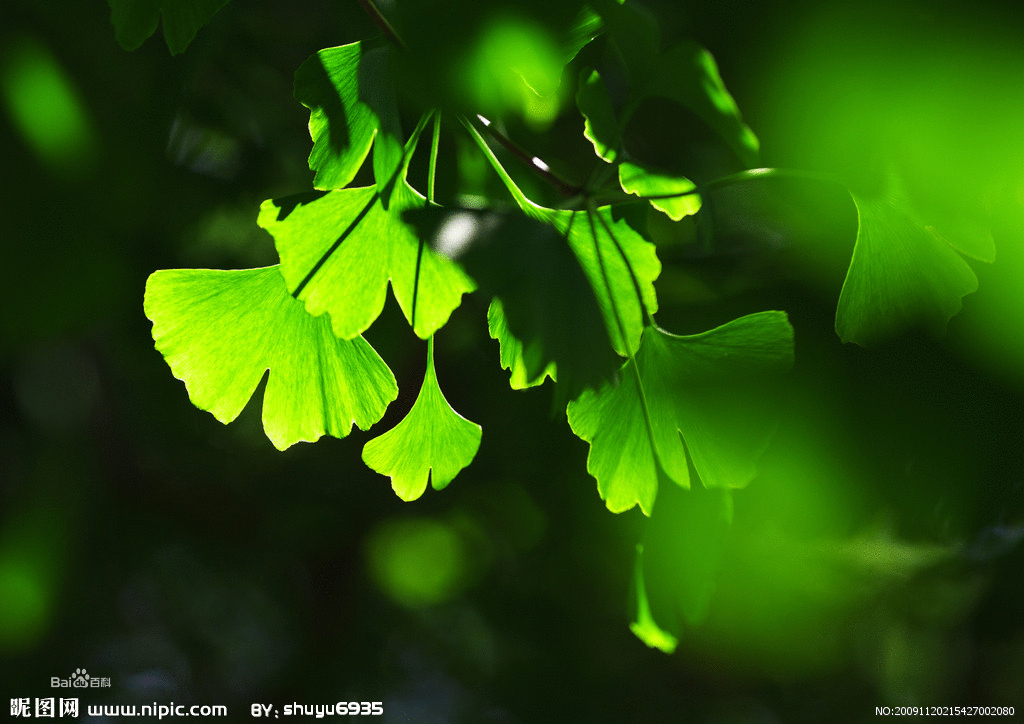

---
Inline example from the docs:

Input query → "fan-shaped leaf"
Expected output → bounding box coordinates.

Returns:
[567,313,794,514]
[144,265,397,450]
[362,338,482,501]
[257,182,474,340]
[619,161,701,221]
[837,190,984,346]
[295,42,403,191]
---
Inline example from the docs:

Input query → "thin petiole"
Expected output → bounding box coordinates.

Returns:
[356,0,406,51]
[474,114,581,198]
[428,111,441,205]
[459,114,533,212]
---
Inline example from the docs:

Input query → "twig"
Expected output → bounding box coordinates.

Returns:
[356,0,407,51]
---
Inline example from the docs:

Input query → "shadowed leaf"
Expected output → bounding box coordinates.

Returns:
[568,313,794,514]
[295,42,403,191]
[407,206,621,398]
[106,0,230,55]
[837,189,985,346]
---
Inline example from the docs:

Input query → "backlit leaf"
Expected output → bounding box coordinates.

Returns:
[257,182,474,340]
[144,266,397,450]
[567,313,794,514]
[295,42,403,191]
[407,206,621,398]
[619,161,701,221]
[577,68,620,163]
[362,337,482,501]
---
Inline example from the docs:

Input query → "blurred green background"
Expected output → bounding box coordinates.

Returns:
[1,1,1022,722]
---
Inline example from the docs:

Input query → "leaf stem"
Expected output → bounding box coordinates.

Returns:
[473,114,581,198]
[356,0,407,51]
[428,111,441,205]
[703,167,843,192]
[407,110,434,333]
[459,115,533,212]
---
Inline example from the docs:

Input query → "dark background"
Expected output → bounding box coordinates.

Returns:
[1,1,1022,722]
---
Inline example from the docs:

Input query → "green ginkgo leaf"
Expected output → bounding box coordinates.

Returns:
[630,545,679,654]
[577,68,620,163]
[488,298,557,389]
[552,206,661,358]
[649,41,760,168]
[257,181,475,340]
[594,2,758,167]
[638,483,733,646]
[295,42,403,191]
[567,313,794,514]
[405,204,621,398]
[106,0,230,55]
[837,190,986,346]
[619,161,701,221]
[144,265,397,450]
[462,118,661,374]
[362,337,482,501]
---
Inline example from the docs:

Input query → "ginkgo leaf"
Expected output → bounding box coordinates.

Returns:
[567,313,794,515]
[639,484,733,646]
[144,265,397,450]
[836,191,984,346]
[487,299,557,389]
[294,42,403,191]
[551,206,661,358]
[577,68,620,163]
[630,545,678,654]
[257,181,475,340]
[362,337,482,501]
[595,2,758,169]
[619,161,701,221]
[406,205,621,398]
[106,0,229,55]
[463,118,661,363]
[649,41,760,168]
[565,5,604,64]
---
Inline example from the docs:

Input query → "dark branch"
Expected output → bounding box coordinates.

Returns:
[356,0,407,51]
[474,115,581,198]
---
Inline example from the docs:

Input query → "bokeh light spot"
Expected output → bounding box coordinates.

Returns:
[366,517,468,608]
[1,36,96,172]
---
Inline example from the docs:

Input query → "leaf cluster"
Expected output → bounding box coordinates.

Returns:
[123,0,994,651]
